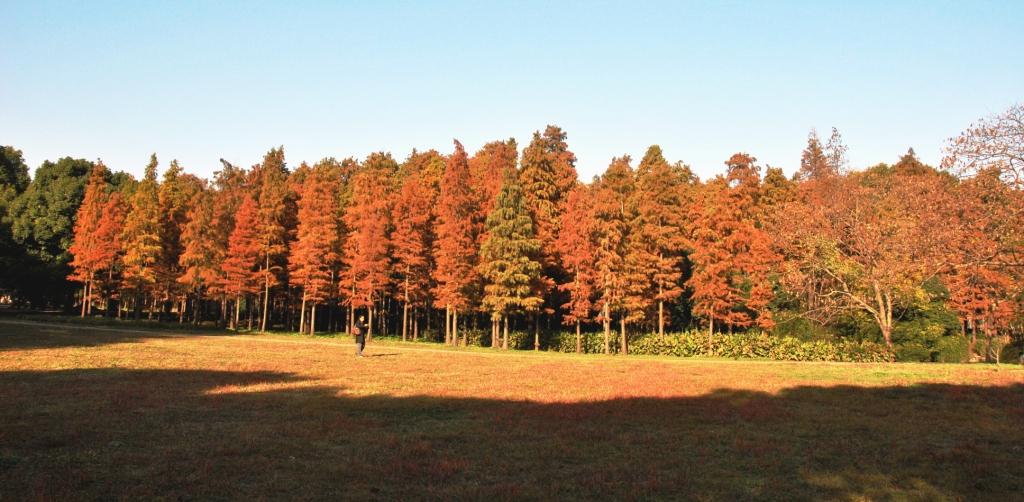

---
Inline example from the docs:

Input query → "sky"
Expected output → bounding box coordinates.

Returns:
[2,0,1022,181]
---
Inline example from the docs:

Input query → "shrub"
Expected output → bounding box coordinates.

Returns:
[602,331,891,362]
[1000,342,1022,365]
[895,343,932,362]
[548,331,616,354]
[934,336,969,363]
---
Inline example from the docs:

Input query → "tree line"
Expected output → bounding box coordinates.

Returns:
[1,105,1022,359]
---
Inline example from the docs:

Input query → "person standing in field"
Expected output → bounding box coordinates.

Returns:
[353,315,368,357]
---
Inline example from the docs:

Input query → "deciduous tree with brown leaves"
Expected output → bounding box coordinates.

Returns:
[776,161,955,353]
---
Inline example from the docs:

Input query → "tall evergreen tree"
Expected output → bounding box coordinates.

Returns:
[158,160,203,321]
[121,154,163,318]
[254,147,290,332]
[631,146,688,338]
[592,156,634,354]
[177,187,218,323]
[796,129,832,181]
[519,126,578,333]
[479,169,543,350]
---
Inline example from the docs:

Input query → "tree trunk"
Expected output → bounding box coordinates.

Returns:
[299,292,307,335]
[347,284,355,334]
[968,318,977,359]
[533,314,540,351]
[502,315,509,350]
[453,309,459,346]
[368,305,375,342]
[576,320,582,354]
[86,279,93,316]
[219,297,227,328]
[247,295,254,330]
[658,299,665,339]
[80,283,88,317]
[260,256,271,333]
[620,316,628,356]
[603,297,611,355]
[445,304,451,345]
[402,303,409,342]
[310,303,317,336]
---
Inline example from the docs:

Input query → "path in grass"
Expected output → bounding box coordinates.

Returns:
[2,320,1022,500]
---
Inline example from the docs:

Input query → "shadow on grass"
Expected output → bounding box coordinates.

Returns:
[0,367,1021,500]
[0,319,238,352]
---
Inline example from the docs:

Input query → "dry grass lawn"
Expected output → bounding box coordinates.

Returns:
[1,320,1023,500]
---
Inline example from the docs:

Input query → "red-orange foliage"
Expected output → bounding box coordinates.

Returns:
[289,160,341,334]
[68,162,111,316]
[291,162,340,301]
[432,140,478,343]
[432,141,476,310]
[251,148,291,331]
[342,153,396,335]
[688,154,779,334]
[629,146,689,336]
[177,188,218,294]
[776,163,955,350]
[591,156,634,354]
[221,195,261,327]
[943,167,1022,358]
[391,169,433,338]
[205,161,249,300]
[469,139,518,221]
[556,184,597,352]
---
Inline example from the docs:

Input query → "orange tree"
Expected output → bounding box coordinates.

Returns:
[67,162,110,316]
[289,159,341,335]
[432,141,477,345]
[556,183,598,353]
[342,152,396,339]
[220,195,262,329]
[591,156,634,354]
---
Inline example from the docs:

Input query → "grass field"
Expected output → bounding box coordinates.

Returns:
[2,320,1023,501]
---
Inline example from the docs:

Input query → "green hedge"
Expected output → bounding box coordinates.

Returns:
[548,330,893,362]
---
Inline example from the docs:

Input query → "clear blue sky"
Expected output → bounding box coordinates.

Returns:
[3,1,1022,181]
